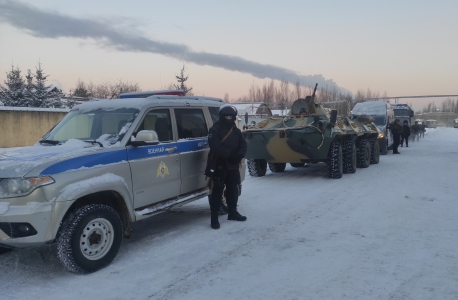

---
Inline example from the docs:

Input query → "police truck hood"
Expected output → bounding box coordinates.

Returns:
[0,139,104,178]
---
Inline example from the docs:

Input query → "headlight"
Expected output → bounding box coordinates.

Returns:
[378,133,384,138]
[0,176,54,199]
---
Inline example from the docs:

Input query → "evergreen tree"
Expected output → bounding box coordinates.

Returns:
[33,62,62,108]
[174,65,193,95]
[24,69,36,106]
[73,79,91,98]
[0,65,25,106]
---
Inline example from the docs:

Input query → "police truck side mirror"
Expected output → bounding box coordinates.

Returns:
[130,130,160,147]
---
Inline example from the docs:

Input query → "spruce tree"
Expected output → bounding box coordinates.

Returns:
[24,69,36,107]
[33,62,62,108]
[0,65,25,106]
[174,65,193,95]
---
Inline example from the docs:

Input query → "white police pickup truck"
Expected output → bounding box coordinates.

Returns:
[0,92,245,273]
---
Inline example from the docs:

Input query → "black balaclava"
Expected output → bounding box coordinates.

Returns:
[219,105,237,126]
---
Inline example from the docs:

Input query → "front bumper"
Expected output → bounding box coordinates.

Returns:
[0,192,55,248]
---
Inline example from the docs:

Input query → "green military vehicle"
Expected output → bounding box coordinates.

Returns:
[244,84,380,179]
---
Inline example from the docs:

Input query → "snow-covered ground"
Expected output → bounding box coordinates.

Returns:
[1,128,457,300]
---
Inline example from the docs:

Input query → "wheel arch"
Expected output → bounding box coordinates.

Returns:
[54,189,133,241]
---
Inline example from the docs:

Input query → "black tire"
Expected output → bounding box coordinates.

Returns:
[268,163,286,173]
[370,138,380,164]
[327,141,343,179]
[342,140,357,174]
[356,139,371,168]
[380,138,388,155]
[247,159,267,177]
[57,204,123,273]
[290,163,305,168]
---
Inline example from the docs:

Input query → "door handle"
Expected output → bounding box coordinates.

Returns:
[165,146,177,152]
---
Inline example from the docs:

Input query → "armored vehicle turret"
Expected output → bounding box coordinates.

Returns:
[244,84,380,179]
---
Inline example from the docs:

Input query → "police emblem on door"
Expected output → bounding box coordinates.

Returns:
[157,161,169,178]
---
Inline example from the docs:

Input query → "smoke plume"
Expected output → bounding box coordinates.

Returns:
[0,0,348,93]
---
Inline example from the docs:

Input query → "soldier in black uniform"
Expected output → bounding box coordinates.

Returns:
[392,119,402,154]
[401,120,410,147]
[208,105,247,229]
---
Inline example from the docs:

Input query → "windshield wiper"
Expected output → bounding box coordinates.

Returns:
[84,140,104,147]
[39,139,61,145]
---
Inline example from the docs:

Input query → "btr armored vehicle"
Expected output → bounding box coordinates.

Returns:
[0,92,245,273]
[244,84,380,179]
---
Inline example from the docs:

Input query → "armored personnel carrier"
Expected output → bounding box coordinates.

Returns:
[244,84,380,179]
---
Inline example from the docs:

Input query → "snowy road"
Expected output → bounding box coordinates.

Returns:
[1,128,458,300]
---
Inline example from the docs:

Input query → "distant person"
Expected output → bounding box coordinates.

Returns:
[412,121,421,142]
[392,119,402,154]
[421,122,426,138]
[401,120,410,147]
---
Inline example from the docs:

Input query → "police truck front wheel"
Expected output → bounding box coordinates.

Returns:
[57,204,123,273]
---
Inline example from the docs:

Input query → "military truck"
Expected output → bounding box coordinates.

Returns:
[244,84,380,179]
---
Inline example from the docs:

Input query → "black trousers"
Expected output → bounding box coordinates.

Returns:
[210,168,239,213]
[393,135,400,153]
[401,135,409,147]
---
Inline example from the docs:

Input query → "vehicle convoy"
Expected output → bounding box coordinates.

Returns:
[351,101,395,155]
[0,92,245,273]
[243,84,380,179]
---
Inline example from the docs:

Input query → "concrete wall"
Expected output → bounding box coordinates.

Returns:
[0,108,68,148]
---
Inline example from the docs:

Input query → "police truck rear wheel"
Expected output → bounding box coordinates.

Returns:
[247,159,267,177]
[57,204,123,273]
[268,163,286,173]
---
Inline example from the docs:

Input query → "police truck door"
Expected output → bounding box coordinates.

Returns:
[127,108,181,209]
[175,108,210,195]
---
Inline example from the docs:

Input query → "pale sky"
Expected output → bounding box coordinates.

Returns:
[1,0,457,110]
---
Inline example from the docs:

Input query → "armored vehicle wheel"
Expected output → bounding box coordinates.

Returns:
[290,163,305,168]
[327,141,343,179]
[380,138,388,155]
[57,204,123,273]
[370,138,380,164]
[268,163,286,173]
[356,139,371,168]
[343,140,357,174]
[247,159,267,177]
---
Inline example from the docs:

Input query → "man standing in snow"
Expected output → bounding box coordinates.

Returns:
[392,119,402,154]
[401,120,410,147]
[208,105,247,230]
[421,122,426,138]
[412,121,421,142]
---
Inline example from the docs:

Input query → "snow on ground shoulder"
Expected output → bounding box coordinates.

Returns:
[1,128,458,300]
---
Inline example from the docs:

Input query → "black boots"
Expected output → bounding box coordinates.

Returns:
[228,211,247,221]
[211,212,220,230]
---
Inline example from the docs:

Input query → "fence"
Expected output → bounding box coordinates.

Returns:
[0,107,69,148]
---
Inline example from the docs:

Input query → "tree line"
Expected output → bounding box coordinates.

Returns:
[419,98,458,114]
[0,63,64,108]
[225,80,389,115]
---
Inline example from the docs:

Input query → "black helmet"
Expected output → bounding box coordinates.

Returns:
[219,105,237,117]
[403,120,408,124]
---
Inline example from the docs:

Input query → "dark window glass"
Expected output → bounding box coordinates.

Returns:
[136,109,172,142]
[208,107,220,124]
[175,109,208,139]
